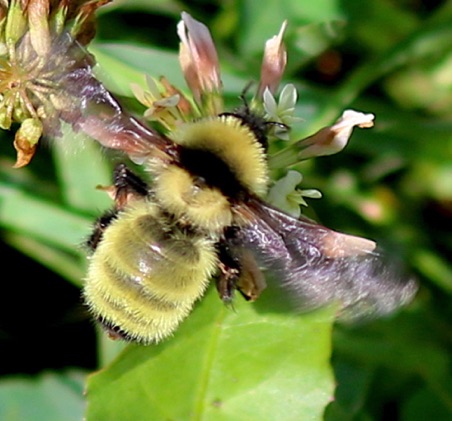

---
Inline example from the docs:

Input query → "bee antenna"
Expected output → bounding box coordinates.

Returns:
[237,84,290,133]
[239,82,255,108]
[218,82,290,151]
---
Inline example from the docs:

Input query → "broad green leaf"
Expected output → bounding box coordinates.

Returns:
[0,371,86,421]
[86,287,335,421]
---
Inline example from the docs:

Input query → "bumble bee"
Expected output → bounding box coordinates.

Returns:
[83,109,417,344]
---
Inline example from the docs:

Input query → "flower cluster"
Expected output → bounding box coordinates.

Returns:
[131,12,375,213]
[131,12,293,139]
[0,0,110,167]
[0,3,375,214]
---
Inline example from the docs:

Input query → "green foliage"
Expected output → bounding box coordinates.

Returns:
[86,290,335,421]
[0,371,86,421]
[1,0,451,420]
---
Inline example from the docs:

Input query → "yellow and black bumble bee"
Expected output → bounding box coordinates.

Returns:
[44,14,417,345]
[82,105,417,344]
[0,1,416,345]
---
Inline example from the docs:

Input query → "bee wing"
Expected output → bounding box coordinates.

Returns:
[43,33,176,165]
[234,198,417,321]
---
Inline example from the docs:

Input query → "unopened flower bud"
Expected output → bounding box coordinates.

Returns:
[13,118,42,167]
[257,21,288,98]
[27,0,51,56]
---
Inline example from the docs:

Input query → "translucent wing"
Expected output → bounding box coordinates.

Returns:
[39,33,176,165]
[234,198,417,320]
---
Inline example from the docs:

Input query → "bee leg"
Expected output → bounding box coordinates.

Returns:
[86,164,150,251]
[86,210,118,251]
[216,270,239,306]
[216,240,267,304]
[111,163,149,209]
[234,249,267,301]
[216,242,241,305]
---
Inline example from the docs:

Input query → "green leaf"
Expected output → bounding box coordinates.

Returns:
[92,43,249,99]
[91,43,184,97]
[103,0,181,15]
[325,361,374,421]
[4,231,85,287]
[0,183,92,252]
[52,127,113,213]
[413,249,452,294]
[0,371,86,421]
[86,288,335,421]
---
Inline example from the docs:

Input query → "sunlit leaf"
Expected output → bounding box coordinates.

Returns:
[86,288,335,421]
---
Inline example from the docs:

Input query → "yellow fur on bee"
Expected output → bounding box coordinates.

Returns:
[154,165,233,233]
[170,116,269,196]
[83,200,218,343]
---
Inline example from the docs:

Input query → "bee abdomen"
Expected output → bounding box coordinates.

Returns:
[83,202,217,344]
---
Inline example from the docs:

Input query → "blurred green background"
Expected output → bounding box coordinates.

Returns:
[0,0,451,420]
